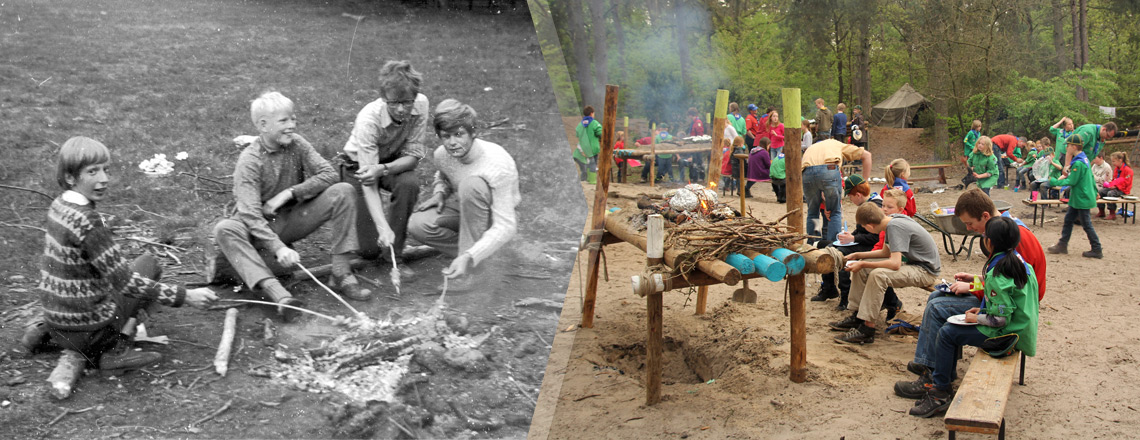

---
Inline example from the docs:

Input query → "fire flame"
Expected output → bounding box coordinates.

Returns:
[700,199,709,213]
[709,181,718,189]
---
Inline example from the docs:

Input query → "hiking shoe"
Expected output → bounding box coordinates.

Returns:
[909,387,952,418]
[895,373,934,399]
[277,297,305,323]
[1046,243,1067,254]
[811,291,838,302]
[330,273,372,301]
[834,302,848,311]
[99,349,162,372]
[828,313,861,331]
[20,317,57,354]
[436,274,477,295]
[1082,249,1103,259]
[834,324,875,345]
[907,361,930,376]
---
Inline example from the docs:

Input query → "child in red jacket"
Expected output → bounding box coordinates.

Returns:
[881,159,917,216]
[1098,151,1132,220]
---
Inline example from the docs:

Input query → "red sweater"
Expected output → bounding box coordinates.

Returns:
[992,134,1018,157]
[1106,164,1133,195]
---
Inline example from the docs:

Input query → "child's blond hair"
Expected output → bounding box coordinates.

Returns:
[971,120,982,131]
[250,91,294,126]
[885,158,910,184]
[732,135,745,148]
[837,103,846,112]
[57,136,111,190]
[883,188,908,212]
[1111,151,1130,166]
[974,136,994,156]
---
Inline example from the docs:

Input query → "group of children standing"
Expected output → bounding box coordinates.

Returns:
[961,117,1126,259]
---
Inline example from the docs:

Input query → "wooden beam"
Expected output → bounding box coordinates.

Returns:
[581,84,619,329]
[736,153,748,213]
[782,88,808,383]
[646,290,663,405]
[695,285,708,315]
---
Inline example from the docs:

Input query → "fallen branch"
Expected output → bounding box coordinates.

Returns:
[178,172,228,186]
[191,399,233,427]
[168,339,216,350]
[0,184,53,201]
[507,376,537,406]
[123,236,186,252]
[48,405,98,426]
[0,221,46,232]
[214,308,238,376]
[217,299,339,322]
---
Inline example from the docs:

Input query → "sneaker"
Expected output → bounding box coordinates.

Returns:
[99,349,162,372]
[894,373,933,399]
[1046,243,1067,254]
[330,273,372,301]
[834,324,875,345]
[1082,249,1103,259]
[829,313,861,331]
[907,361,930,376]
[909,387,952,418]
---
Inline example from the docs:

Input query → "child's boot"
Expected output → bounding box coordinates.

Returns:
[1097,206,1105,218]
[1106,210,1116,221]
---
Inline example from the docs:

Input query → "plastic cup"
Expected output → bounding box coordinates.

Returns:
[1031,191,1039,201]
[752,254,787,282]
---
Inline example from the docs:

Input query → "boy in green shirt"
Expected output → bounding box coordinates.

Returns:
[574,106,602,183]
[1046,134,1102,258]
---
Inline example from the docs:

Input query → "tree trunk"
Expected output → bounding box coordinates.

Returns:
[567,0,594,109]
[674,0,691,105]
[613,1,626,88]
[1073,0,1089,101]
[1079,0,1089,67]
[833,14,846,105]
[855,18,871,110]
[1051,0,1068,75]
[1071,0,1080,68]
[587,0,609,112]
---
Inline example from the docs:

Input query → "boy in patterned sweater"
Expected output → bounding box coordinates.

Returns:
[22,137,217,371]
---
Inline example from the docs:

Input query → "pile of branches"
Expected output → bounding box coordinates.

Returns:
[664,209,809,276]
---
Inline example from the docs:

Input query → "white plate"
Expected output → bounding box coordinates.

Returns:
[1102,196,1120,201]
[1123,196,1138,201]
[832,240,858,247]
[947,314,978,326]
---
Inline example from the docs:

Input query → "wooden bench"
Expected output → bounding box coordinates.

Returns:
[944,351,1026,440]
[910,163,953,184]
[1021,198,1138,226]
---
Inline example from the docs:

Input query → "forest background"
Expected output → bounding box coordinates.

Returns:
[530,0,1139,158]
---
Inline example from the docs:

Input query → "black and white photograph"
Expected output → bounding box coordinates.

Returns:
[0,0,585,438]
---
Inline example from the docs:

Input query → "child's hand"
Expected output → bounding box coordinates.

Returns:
[844,260,863,272]
[415,192,446,213]
[275,247,301,267]
[949,281,972,294]
[964,307,980,323]
[375,226,395,249]
[185,287,218,309]
[953,272,974,282]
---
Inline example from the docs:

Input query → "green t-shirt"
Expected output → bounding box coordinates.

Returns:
[969,153,999,189]
[978,255,1039,357]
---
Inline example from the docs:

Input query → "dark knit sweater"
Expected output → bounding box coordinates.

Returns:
[37,196,185,332]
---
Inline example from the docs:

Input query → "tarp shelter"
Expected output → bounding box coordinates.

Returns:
[871,83,931,128]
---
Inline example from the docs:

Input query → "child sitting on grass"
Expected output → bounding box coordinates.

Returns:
[968,136,999,195]
[881,158,916,216]
[22,137,217,372]
[907,216,1038,418]
[1047,134,1102,258]
[1097,151,1132,220]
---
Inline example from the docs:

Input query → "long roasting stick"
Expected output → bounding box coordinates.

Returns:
[295,262,363,317]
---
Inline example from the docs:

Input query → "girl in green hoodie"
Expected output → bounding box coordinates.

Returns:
[909,216,1039,418]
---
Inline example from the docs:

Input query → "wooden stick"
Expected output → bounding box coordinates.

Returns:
[214,308,238,377]
[47,405,98,426]
[646,290,664,405]
[582,84,618,329]
[738,153,747,213]
[216,299,339,322]
[0,183,53,201]
[295,262,362,317]
[191,399,233,426]
[782,88,808,384]
[0,221,46,232]
[47,350,86,400]
[695,285,709,315]
[178,172,228,186]
[123,236,186,252]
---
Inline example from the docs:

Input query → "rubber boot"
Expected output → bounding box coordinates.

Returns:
[586,170,597,185]
[1096,206,1105,218]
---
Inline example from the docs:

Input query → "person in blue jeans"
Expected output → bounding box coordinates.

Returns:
[896,189,1046,400]
[801,139,871,245]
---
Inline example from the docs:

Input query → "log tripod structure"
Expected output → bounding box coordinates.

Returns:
[580,87,831,405]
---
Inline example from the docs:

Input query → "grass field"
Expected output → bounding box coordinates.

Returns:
[0,0,584,437]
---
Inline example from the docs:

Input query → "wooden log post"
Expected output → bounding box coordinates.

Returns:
[645,213,664,405]
[695,285,709,315]
[736,153,748,213]
[782,88,808,383]
[47,350,86,400]
[706,90,730,188]
[619,116,630,183]
[650,122,657,188]
[581,84,620,329]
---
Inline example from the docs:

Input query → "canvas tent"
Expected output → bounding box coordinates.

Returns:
[871,83,931,128]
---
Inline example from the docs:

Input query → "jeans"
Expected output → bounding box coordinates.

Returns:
[641,156,672,181]
[577,156,598,181]
[913,292,980,369]
[996,153,1008,188]
[1059,207,1101,251]
[933,323,989,390]
[1015,167,1033,189]
[1029,180,1059,199]
[804,165,843,245]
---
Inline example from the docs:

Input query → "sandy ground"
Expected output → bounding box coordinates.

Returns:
[530,173,1140,439]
